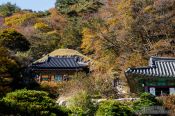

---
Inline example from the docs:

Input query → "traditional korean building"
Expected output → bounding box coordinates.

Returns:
[125,56,175,96]
[30,56,90,83]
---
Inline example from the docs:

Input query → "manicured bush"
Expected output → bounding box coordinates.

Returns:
[96,100,133,116]
[0,89,69,116]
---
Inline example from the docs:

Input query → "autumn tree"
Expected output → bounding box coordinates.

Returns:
[0,2,20,17]
[131,0,175,56]
[55,0,103,16]
[0,47,19,96]
[0,28,30,52]
[49,8,67,31]
[80,0,146,96]
[55,0,103,50]
[5,12,38,27]
[60,17,83,49]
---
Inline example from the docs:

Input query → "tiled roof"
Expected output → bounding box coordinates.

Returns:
[125,56,175,77]
[32,56,89,70]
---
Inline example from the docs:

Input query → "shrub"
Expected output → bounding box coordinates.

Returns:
[0,89,69,116]
[133,92,161,111]
[39,81,62,98]
[159,95,175,115]
[96,100,133,116]
[34,22,51,32]
[68,91,96,116]
[5,12,37,26]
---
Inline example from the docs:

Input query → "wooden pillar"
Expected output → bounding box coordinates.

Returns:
[48,74,51,82]
[144,86,148,92]
[53,75,55,82]
[62,75,64,81]
[39,74,42,83]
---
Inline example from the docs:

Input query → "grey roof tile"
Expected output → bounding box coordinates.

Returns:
[126,56,175,77]
[32,56,89,70]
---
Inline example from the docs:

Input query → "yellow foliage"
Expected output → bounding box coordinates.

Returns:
[107,18,118,26]
[34,22,49,31]
[152,40,170,50]
[116,0,133,29]
[81,26,110,55]
[5,12,37,27]
[144,5,154,13]
[46,30,59,36]
[81,28,96,53]
[124,52,147,68]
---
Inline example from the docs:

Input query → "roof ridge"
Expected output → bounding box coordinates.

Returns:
[129,66,153,69]
[49,55,83,58]
[149,56,175,66]
[126,56,175,77]
[151,56,175,60]
[31,55,89,69]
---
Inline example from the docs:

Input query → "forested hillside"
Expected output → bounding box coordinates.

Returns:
[0,0,175,96]
[0,0,175,115]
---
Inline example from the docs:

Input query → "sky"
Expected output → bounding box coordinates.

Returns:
[0,0,56,11]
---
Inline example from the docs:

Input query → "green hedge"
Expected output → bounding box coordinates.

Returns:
[0,89,69,116]
[133,92,161,111]
[96,100,134,116]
